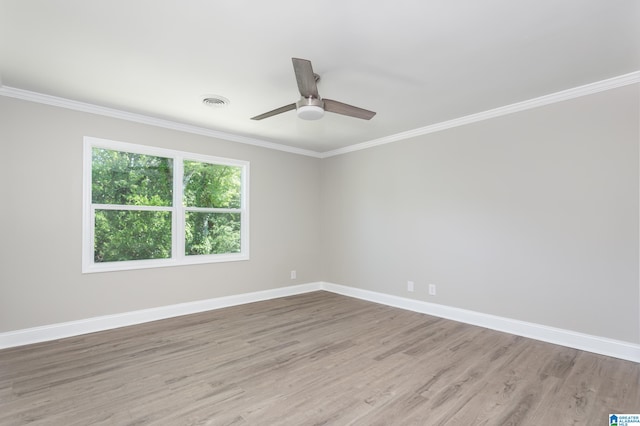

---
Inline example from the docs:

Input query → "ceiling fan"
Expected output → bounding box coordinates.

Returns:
[251,58,376,121]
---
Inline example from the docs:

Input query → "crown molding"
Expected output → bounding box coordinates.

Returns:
[320,71,640,158]
[1,71,638,160]
[0,86,323,158]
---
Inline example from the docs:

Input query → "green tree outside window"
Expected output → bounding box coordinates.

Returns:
[86,141,247,272]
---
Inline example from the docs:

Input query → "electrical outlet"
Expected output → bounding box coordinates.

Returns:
[428,284,436,296]
[407,281,414,292]
[290,270,297,280]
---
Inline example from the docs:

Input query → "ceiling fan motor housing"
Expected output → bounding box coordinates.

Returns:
[296,97,325,120]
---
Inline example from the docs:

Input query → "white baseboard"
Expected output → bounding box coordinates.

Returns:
[1,281,638,363]
[0,283,322,350]
[321,282,640,363]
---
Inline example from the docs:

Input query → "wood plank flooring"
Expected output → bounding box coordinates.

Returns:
[0,291,638,425]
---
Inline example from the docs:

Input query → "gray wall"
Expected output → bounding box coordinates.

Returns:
[0,96,322,332]
[2,84,638,345]
[320,84,640,343]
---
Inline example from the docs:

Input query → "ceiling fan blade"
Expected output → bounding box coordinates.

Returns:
[323,99,376,120]
[251,103,296,120]
[292,58,319,99]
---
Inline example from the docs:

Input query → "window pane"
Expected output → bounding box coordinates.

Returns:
[94,210,172,262]
[183,162,241,208]
[185,212,241,255]
[92,148,173,206]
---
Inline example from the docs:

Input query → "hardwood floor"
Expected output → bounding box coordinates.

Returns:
[1,291,638,425]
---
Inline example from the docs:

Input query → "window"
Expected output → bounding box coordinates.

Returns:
[83,137,249,273]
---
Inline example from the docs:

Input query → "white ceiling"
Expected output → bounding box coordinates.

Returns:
[1,0,638,154]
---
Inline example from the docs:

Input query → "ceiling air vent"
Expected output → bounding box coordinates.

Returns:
[202,95,230,108]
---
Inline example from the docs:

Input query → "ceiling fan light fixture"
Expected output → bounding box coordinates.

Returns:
[297,104,324,120]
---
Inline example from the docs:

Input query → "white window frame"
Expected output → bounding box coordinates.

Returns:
[82,136,249,273]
